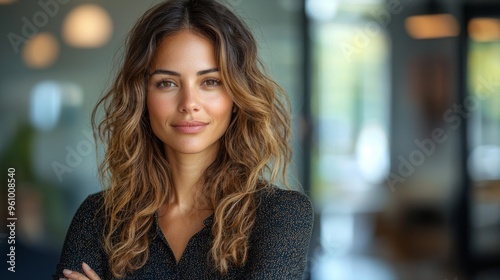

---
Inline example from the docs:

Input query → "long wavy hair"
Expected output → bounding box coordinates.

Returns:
[92,0,292,277]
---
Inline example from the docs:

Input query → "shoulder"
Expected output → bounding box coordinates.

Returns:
[70,191,106,228]
[81,191,105,209]
[55,191,108,280]
[255,186,314,228]
[257,186,313,214]
[76,191,105,214]
[246,186,314,269]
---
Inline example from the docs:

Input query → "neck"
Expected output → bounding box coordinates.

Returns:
[165,148,217,211]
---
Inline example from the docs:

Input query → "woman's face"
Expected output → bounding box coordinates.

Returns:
[147,30,233,158]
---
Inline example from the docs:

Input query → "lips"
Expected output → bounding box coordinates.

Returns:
[171,121,208,134]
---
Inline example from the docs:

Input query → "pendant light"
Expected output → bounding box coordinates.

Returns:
[405,0,460,40]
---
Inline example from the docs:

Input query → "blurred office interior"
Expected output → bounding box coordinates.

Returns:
[0,0,499,279]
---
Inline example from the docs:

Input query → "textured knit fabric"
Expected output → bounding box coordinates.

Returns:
[53,187,314,279]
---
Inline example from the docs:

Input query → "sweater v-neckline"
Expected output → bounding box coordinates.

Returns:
[153,211,214,264]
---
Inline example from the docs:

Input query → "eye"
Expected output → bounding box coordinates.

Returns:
[156,79,176,89]
[202,78,221,88]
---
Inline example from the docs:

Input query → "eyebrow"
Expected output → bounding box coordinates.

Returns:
[149,68,219,77]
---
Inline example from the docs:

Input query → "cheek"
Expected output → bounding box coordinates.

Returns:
[147,94,171,121]
[147,98,159,122]
[211,97,233,123]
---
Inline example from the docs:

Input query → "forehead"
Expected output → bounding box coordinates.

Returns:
[151,31,217,69]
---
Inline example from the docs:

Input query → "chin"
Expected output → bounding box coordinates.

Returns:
[166,142,219,156]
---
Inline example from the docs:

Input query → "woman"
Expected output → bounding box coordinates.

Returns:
[54,0,313,279]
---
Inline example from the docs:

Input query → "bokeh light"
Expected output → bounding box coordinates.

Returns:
[22,32,60,69]
[406,14,460,39]
[469,18,500,42]
[30,81,83,132]
[62,4,113,48]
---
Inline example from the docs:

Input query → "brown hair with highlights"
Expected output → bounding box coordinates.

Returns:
[92,0,292,277]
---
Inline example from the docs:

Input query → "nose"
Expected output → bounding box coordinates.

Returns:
[178,84,200,113]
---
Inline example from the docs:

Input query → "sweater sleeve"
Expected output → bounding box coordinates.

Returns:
[244,188,314,280]
[53,192,109,280]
